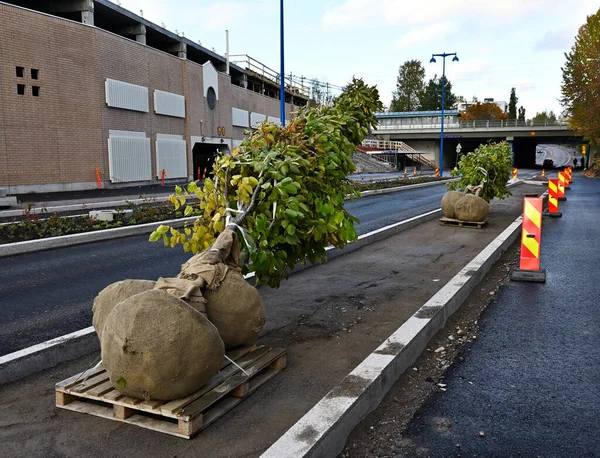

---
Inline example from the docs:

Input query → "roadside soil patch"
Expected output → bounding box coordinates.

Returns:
[340,241,520,457]
[0,185,540,458]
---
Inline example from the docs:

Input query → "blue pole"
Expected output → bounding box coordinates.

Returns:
[279,0,285,126]
[440,56,445,177]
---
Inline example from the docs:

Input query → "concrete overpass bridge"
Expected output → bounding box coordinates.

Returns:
[372,111,581,169]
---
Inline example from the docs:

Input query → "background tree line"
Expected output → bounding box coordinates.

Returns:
[390,61,557,124]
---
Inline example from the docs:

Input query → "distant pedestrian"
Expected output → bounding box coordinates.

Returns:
[573,158,578,168]
[580,157,585,169]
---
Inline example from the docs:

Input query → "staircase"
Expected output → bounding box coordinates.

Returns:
[352,150,395,173]
[360,140,436,170]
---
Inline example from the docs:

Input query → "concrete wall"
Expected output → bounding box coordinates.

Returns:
[0,3,296,193]
[406,140,439,167]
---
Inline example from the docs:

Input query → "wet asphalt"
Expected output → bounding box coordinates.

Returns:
[0,184,448,355]
[400,176,600,457]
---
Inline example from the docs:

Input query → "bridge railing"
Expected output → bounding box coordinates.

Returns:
[375,119,571,131]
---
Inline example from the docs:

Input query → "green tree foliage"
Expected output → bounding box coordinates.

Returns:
[390,60,425,112]
[518,106,526,122]
[460,102,508,121]
[532,110,557,124]
[150,78,383,288]
[419,74,457,111]
[561,8,600,146]
[508,87,518,120]
[446,141,513,202]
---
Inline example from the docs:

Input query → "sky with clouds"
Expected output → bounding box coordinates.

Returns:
[121,0,599,117]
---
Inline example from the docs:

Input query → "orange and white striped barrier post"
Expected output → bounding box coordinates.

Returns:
[161,169,166,186]
[197,167,201,181]
[569,165,574,183]
[95,168,102,189]
[435,167,440,178]
[512,168,518,180]
[404,168,408,179]
[557,172,567,201]
[511,196,546,282]
[541,169,546,178]
[543,178,562,218]
[565,167,572,187]
[413,167,417,177]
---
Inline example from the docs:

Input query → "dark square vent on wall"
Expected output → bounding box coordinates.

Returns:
[17,84,25,95]
[16,66,24,78]
[31,69,39,80]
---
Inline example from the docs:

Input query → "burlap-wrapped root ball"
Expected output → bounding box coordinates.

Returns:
[454,194,489,222]
[441,191,465,218]
[203,270,266,350]
[92,279,156,340]
[101,289,224,401]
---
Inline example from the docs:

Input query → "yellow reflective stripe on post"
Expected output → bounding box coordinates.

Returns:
[549,180,557,193]
[522,228,540,258]
[524,200,541,229]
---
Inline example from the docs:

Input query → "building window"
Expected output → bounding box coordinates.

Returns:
[32,86,40,97]
[16,67,24,78]
[207,86,217,110]
[17,84,25,95]
[31,69,39,80]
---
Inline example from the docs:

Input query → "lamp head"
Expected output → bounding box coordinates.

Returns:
[452,55,459,62]
[430,56,437,64]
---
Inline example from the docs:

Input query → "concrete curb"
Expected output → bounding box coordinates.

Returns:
[0,179,450,258]
[261,215,525,458]
[0,327,97,386]
[0,216,198,258]
[357,178,456,198]
[0,209,442,385]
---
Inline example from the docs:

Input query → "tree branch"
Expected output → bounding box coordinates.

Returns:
[230,179,263,226]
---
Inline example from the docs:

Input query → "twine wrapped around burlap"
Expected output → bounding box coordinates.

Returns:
[454,194,489,222]
[92,279,156,340]
[101,289,224,401]
[441,191,465,219]
[177,228,266,350]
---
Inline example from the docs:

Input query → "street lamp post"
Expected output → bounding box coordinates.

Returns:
[280,0,285,126]
[430,52,459,176]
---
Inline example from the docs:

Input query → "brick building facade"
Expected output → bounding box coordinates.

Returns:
[0,2,297,193]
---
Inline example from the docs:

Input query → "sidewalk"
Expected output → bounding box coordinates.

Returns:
[346,175,600,456]
[0,184,541,458]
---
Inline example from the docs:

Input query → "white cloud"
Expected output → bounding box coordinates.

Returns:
[395,22,456,48]
[322,0,562,30]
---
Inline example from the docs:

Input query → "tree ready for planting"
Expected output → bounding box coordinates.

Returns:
[150,78,383,288]
[561,8,600,146]
[532,110,557,124]
[390,60,426,112]
[446,141,513,202]
[460,102,508,121]
[518,106,526,122]
[419,74,457,111]
[508,87,518,120]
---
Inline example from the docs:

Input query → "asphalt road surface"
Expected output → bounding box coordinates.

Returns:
[536,144,579,167]
[0,183,449,355]
[396,176,600,457]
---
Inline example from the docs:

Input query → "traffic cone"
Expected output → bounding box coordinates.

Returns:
[543,179,562,218]
[511,197,546,282]
[541,169,546,178]
[558,172,567,200]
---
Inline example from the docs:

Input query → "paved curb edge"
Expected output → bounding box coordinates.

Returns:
[0,180,452,258]
[0,209,442,385]
[0,216,198,258]
[261,215,525,458]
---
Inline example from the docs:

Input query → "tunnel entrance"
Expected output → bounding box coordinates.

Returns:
[192,143,230,180]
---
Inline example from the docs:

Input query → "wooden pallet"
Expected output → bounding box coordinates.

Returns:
[439,216,488,229]
[55,346,286,439]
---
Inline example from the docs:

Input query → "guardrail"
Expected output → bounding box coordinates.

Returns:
[375,120,571,131]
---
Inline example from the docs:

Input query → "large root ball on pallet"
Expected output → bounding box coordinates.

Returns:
[101,289,224,401]
[92,279,156,339]
[441,191,465,218]
[203,270,266,350]
[454,194,489,222]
